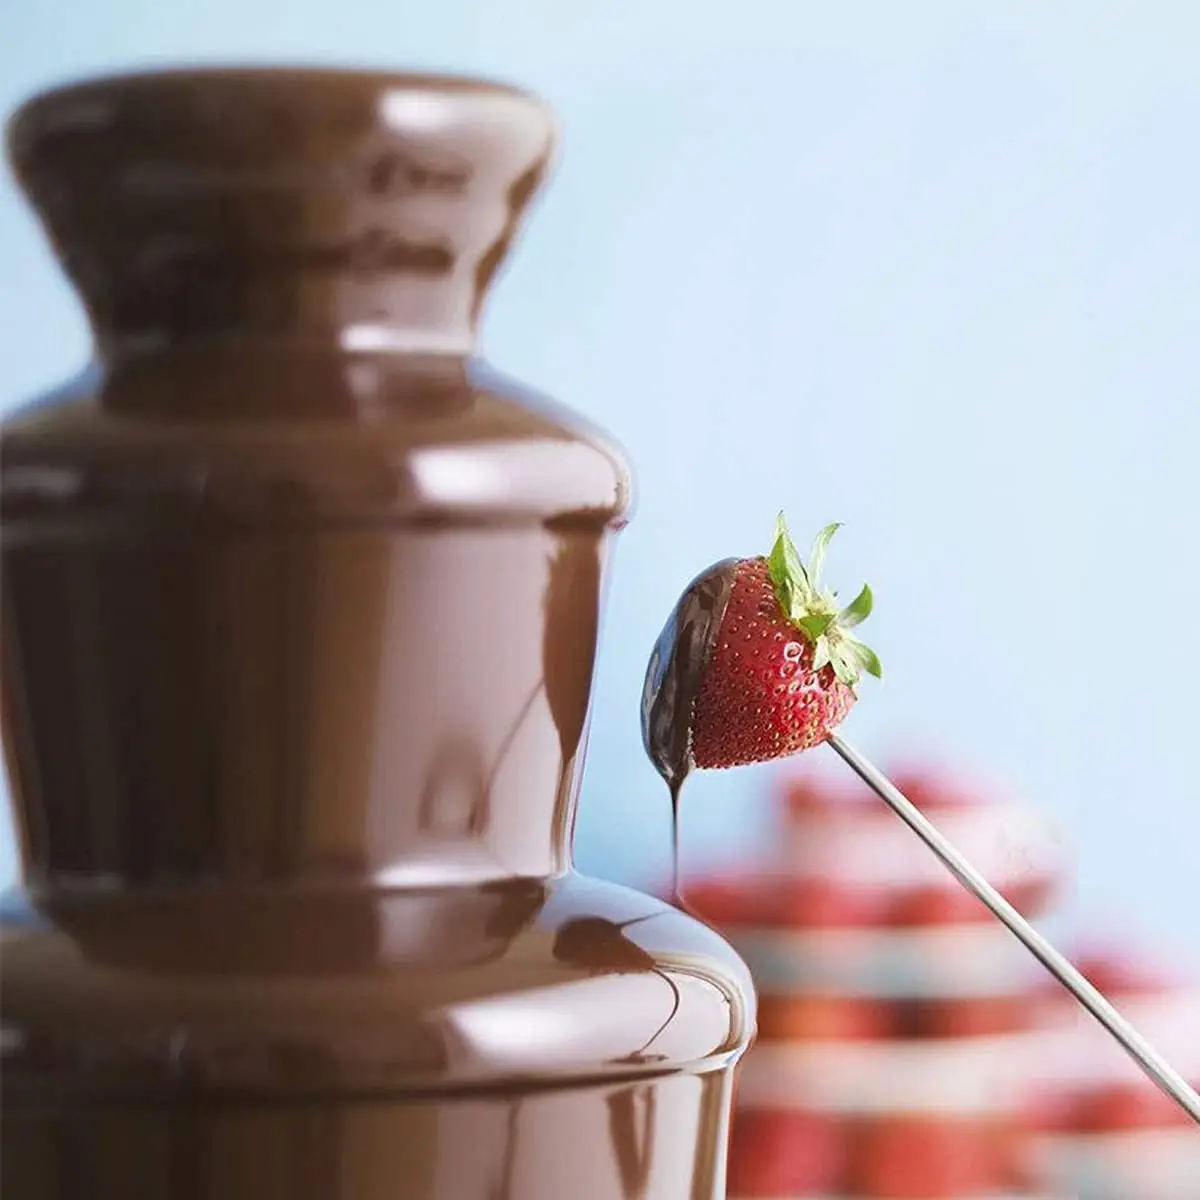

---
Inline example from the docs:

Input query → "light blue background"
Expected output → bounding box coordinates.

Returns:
[2,1,1198,957]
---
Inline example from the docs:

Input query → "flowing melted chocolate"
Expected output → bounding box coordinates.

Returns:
[640,560,740,792]
[640,559,740,895]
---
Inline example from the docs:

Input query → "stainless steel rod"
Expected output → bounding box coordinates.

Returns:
[827,732,1200,1125]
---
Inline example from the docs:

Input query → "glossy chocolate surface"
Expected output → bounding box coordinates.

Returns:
[0,68,754,1197]
[640,560,740,795]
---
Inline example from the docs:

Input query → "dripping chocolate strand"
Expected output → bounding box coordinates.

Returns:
[640,560,739,902]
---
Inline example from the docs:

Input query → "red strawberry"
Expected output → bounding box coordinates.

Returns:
[642,514,880,785]
[727,1108,847,1195]
[694,516,880,768]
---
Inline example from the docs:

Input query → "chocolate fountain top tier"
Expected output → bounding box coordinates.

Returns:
[1,70,631,896]
[7,68,555,356]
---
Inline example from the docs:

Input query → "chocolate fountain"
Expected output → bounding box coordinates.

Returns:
[0,69,755,1197]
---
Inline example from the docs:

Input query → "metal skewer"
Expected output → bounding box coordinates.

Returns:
[827,732,1200,1125]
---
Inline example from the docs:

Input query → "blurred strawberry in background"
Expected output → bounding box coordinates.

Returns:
[677,756,1200,1199]
[1030,945,1200,1200]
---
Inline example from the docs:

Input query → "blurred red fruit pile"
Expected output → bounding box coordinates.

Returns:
[682,762,1200,1199]
[1029,948,1200,1199]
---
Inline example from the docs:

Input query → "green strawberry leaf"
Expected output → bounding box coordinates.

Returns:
[845,638,883,680]
[796,613,835,642]
[807,522,842,584]
[784,529,813,598]
[840,583,873,628]
[767,558,792,615]
[812,636,831,673]
[767,524,795,614]
[829,646,858,687]
[769,511,818,615]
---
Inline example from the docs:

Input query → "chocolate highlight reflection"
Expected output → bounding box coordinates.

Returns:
[0,69,755,1198]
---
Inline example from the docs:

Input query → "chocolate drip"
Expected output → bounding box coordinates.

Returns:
[640,559,740,897]
[639,560,739,794]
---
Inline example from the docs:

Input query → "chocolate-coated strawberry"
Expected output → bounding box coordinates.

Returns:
[641,515,880,789]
